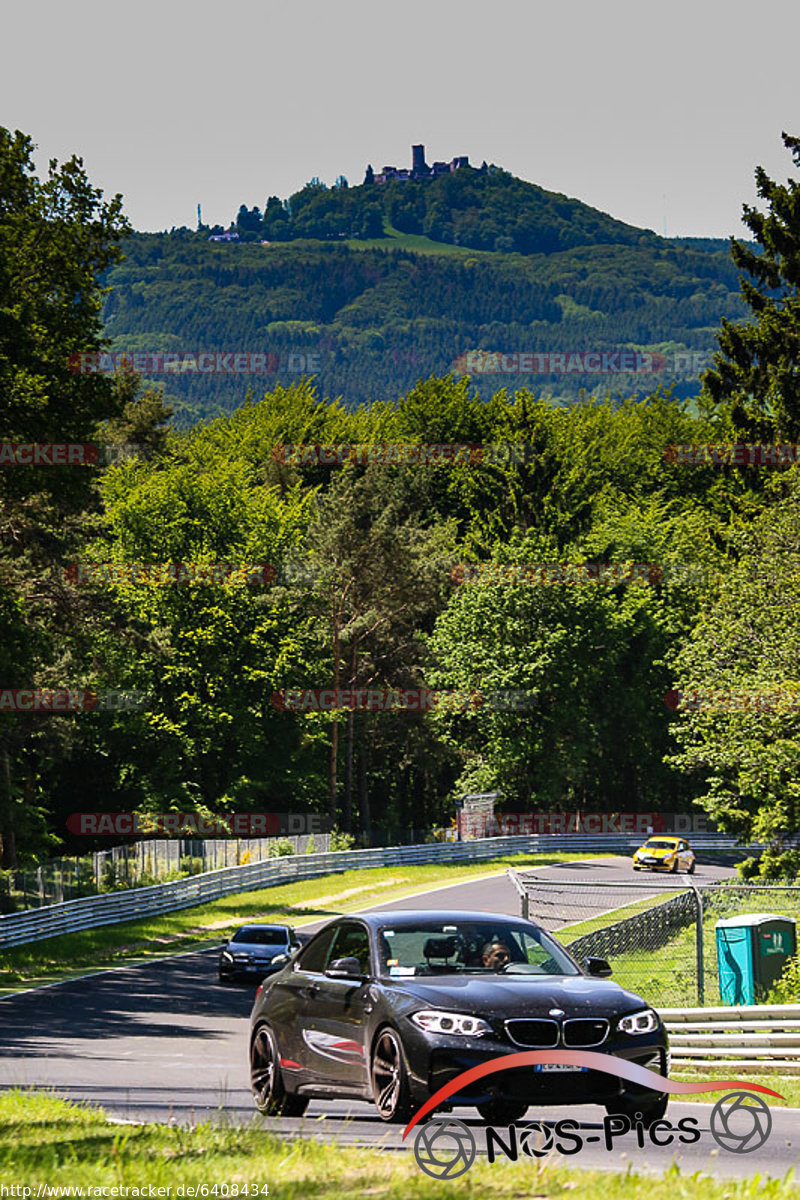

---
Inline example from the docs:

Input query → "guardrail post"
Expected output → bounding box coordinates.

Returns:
[689,879,704,1005]
[506,868,529,919]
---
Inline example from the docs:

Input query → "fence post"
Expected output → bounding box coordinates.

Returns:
[689,880,705,1005]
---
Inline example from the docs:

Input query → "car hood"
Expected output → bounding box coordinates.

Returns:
[389,974,647,1018]
[638,847,675,857]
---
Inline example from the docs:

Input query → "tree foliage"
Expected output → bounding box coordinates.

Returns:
[704,132,800,440]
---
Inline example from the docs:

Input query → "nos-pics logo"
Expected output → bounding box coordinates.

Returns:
[403,1052,780,1179]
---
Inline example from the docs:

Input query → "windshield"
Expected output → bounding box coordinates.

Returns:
[376,920,580,977]
[644,840,678,850]
[231,927,289,945]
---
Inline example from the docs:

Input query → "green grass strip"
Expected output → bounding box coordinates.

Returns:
[0,1092,797,1195]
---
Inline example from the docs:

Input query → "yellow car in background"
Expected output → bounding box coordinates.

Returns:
[633,836,696,874]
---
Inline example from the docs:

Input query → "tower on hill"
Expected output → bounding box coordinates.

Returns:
[412,144,428,176]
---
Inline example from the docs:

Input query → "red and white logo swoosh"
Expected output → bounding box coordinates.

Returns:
[301,1029,365,1063]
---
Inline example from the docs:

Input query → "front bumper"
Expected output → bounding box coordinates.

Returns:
[220,962,283,981]
[401,1023,668,1110]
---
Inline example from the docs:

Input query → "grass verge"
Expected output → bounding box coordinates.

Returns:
[672,1070,800,1106]
[0,852,591,995]
[0,1092,796,1195]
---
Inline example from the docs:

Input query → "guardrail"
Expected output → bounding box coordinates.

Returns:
[0,832,752,950]
[661,1004,800,1074]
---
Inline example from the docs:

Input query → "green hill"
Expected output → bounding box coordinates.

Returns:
[100,169,745,424]
[248,165,662,255]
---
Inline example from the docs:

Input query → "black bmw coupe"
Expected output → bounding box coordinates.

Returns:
[249,910,669,1125]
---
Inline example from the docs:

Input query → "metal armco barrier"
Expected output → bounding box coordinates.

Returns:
[0,833,750,950]
[661,1004,800,1074]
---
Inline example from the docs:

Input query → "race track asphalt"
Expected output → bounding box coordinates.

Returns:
[3,856,796,1181]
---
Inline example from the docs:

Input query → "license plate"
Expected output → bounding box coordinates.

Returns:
[533,1064,588,1074]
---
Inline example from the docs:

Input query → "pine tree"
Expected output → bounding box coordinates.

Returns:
[704,132,800,440]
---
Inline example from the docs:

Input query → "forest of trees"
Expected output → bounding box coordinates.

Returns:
[3,127,800,880]
[101,230,744,423]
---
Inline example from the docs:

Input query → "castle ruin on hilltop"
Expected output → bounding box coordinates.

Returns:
[364,144,477,185]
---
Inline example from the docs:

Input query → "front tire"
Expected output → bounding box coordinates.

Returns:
[250,1024,308,1117]
[605,1095,668,1127]
[687,860,696,875]
[476,1097,529,1125]
[370,1027,412,1123]
[670,858,678,873]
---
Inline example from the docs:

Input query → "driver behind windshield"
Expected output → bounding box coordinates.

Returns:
[482,940,511,971]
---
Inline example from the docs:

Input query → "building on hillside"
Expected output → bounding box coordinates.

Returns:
[368,145,472,185]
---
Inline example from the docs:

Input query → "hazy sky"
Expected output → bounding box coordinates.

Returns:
[3,0,798,238]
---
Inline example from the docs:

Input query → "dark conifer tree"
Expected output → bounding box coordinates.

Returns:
[704,132,800,440]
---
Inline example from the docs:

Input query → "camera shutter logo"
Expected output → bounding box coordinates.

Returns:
[413,1117,476,1179]
[710,1091,772,1153]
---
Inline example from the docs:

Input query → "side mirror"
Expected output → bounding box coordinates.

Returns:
[290,942,301,952]
[584,957,613,978]
[326,956,364,979]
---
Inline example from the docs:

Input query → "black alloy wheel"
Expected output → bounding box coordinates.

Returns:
[250,1024,308,1116]
[370,1027,412,1123]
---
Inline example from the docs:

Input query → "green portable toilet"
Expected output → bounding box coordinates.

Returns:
[715,914,797,1005]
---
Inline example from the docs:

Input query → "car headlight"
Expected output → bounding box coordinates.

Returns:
[410,1010,491,1036]
[221,951,233,962]
[618,1008,659,1035]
